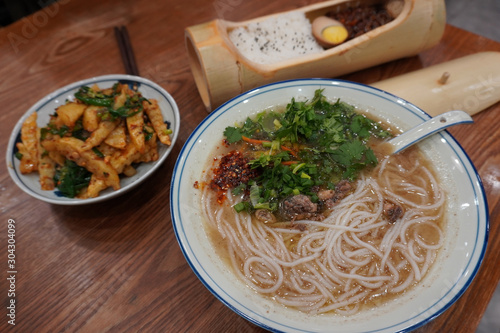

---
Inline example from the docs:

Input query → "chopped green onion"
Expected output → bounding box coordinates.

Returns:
[292,163,306,174]
[274,119,282,129]
[233,202,247,213]
[300,172,311,179]
[250,184,260,207]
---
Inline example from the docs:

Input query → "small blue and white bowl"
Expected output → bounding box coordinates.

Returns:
[170,79,488,333]
[6,74,180,205]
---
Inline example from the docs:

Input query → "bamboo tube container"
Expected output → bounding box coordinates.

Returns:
[185,0,446,111]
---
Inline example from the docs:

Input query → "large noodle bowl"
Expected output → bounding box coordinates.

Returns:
[199,97,446,315]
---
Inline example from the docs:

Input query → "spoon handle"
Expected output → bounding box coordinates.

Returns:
[387,110,473,154]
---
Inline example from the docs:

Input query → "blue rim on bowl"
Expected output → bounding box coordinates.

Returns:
[170,78,488,333]
[6,74,180,205]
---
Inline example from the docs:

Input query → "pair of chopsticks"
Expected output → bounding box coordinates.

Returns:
[114,26,140,76]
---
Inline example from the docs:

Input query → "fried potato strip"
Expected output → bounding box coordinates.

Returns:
[144,99,171,146]
[104,120,127,149]
[82,105,101,132]
[110,141,141,174]
[18,112,38,173]
[126,111,146,153]
[85,175,108,198]
[81,118,120,151]
[56,102,86,127]
[36,128,55,190]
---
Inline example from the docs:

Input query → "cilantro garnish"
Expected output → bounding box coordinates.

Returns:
[223,127,243,143]
[221,89,392,213]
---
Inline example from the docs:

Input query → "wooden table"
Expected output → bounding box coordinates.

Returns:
[1,0,499,332]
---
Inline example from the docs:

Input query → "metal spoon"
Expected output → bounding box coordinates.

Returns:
[387,110,473,154]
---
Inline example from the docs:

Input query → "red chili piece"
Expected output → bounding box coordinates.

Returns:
[210,150,259,203]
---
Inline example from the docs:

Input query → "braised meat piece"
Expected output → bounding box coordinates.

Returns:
[254,209,276,223]
[281,194,319,221]
[329,4,394,40]
[319,180,353,208]
[383,200,404,222]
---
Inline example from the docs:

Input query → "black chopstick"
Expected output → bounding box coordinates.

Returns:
[114,26,140,76]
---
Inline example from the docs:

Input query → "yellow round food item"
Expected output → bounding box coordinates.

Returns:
[322,26,348,44]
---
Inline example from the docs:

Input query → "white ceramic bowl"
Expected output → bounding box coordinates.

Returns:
[6,74,180,205]
[170,79,488,332]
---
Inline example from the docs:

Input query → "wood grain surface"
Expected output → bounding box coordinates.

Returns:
[0,0,499,332]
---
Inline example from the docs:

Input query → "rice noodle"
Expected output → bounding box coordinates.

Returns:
[201,150,445,315]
